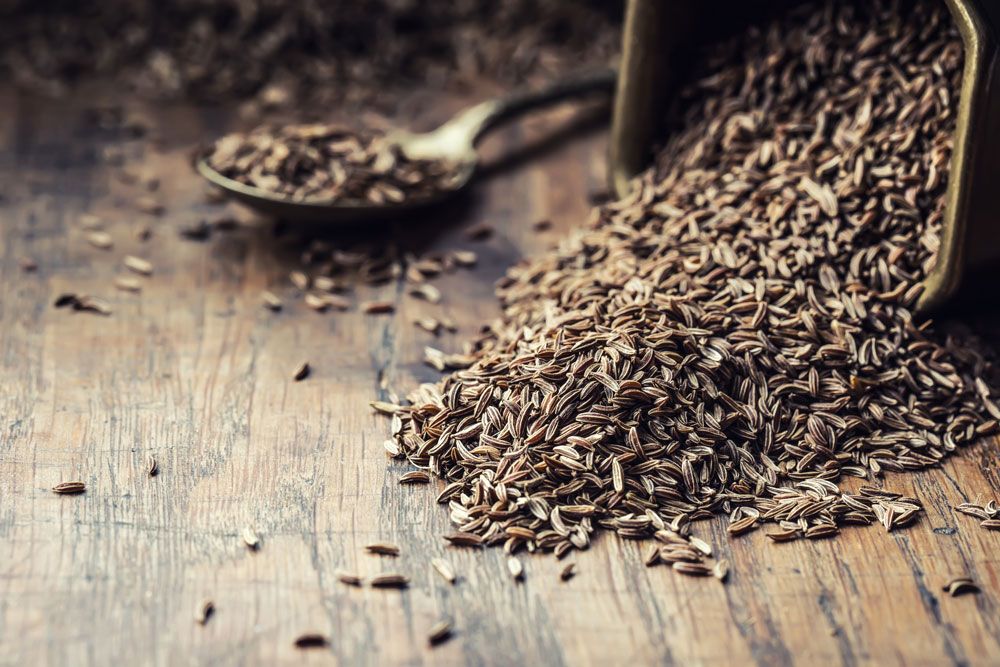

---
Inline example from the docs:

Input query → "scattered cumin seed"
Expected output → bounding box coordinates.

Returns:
[450,249,478,267]
[289,271,310,290]
[369,573,409,588]
[261,290,283,311]
[85,231,113,249]
[428,619,453,646]
[292,362,311,381]
[464,223,493,241]
[507,556,524,581]
[365,542,400,556]
[136,196,164,215]
[115,276,142,292]
[146,456,159,477]
[431,557,457,584]
[52,481,86,495]
[194,600,215,625]
[123,255,153,276]
[942,577,979,597]
[79,213,103,229]
[409,284,441,303]
[242,526,261,551]
[560,563,576,581]
[336,571,363,586]
[293,633,328,649]
[362,300,395,314]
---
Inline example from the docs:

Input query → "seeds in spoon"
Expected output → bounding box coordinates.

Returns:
[205,124,463,205]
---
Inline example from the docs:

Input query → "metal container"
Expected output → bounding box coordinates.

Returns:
[609,0,1000,312]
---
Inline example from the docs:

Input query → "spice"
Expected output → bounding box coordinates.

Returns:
[52,481,86,495]
[206,124,463,205]
[382,0,995,574]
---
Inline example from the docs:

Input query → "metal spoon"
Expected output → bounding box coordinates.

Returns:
[196,69,616,224]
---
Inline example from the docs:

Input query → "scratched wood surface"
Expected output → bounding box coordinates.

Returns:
[1,81,999,667]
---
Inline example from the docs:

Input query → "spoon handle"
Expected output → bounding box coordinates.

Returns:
[447,68,617,146]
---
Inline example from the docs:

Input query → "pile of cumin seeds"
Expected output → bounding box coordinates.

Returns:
[206,123,464,204]
[384,0,1000,573]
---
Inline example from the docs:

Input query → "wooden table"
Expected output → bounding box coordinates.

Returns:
[1,83,999,667]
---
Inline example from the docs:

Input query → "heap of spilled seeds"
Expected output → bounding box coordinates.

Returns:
[384,0,999,573]
[206,124,462,204]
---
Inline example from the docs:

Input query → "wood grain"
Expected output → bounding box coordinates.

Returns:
[0,82,998,666]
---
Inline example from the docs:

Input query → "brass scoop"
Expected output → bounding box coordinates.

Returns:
[609,0,1000,313]
[196,69,616,225]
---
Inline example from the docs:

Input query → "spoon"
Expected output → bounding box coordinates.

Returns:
[196,68,616,224]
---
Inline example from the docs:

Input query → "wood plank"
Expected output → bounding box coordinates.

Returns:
[0,83,998,666]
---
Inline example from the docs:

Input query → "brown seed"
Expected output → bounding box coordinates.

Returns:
[414,316,442,335]
[292,362,311,381]
[981,519,1000,531]
[52,481,86,495]
[560,563,577,581]
[532,219,553,231]
[146,456,159,477]
[54,293,78,308]
[293,633,329,649]
[73,295,112,315]
[399,471,431,484]
[428,619,454,646]
[507,556,524,581]
[451,249,478,267]
[431,557,457,584]
[942,577,979,597]
[409,284,442,304]
[79,214,103,229]
[464,223,493,241]
[713,559,730,582]
[370,573,409,588]
[115,276,142,292]
[336,571,363,586]
[195,600,215,625]
[304,293,332,312]
[136,196,164,215]
[261,290,283,311]
[242,526,261,550]
[87,232,114,250]
[362,300,395,314]
[289,271,310,290]
[123,255,153,276]
[179,220,212,241]
[365,542,400,556]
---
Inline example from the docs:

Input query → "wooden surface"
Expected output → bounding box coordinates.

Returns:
[1,82,1000,667]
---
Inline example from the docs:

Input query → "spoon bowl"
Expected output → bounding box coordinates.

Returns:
[196,69,616,225]
[196,155,475,225]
